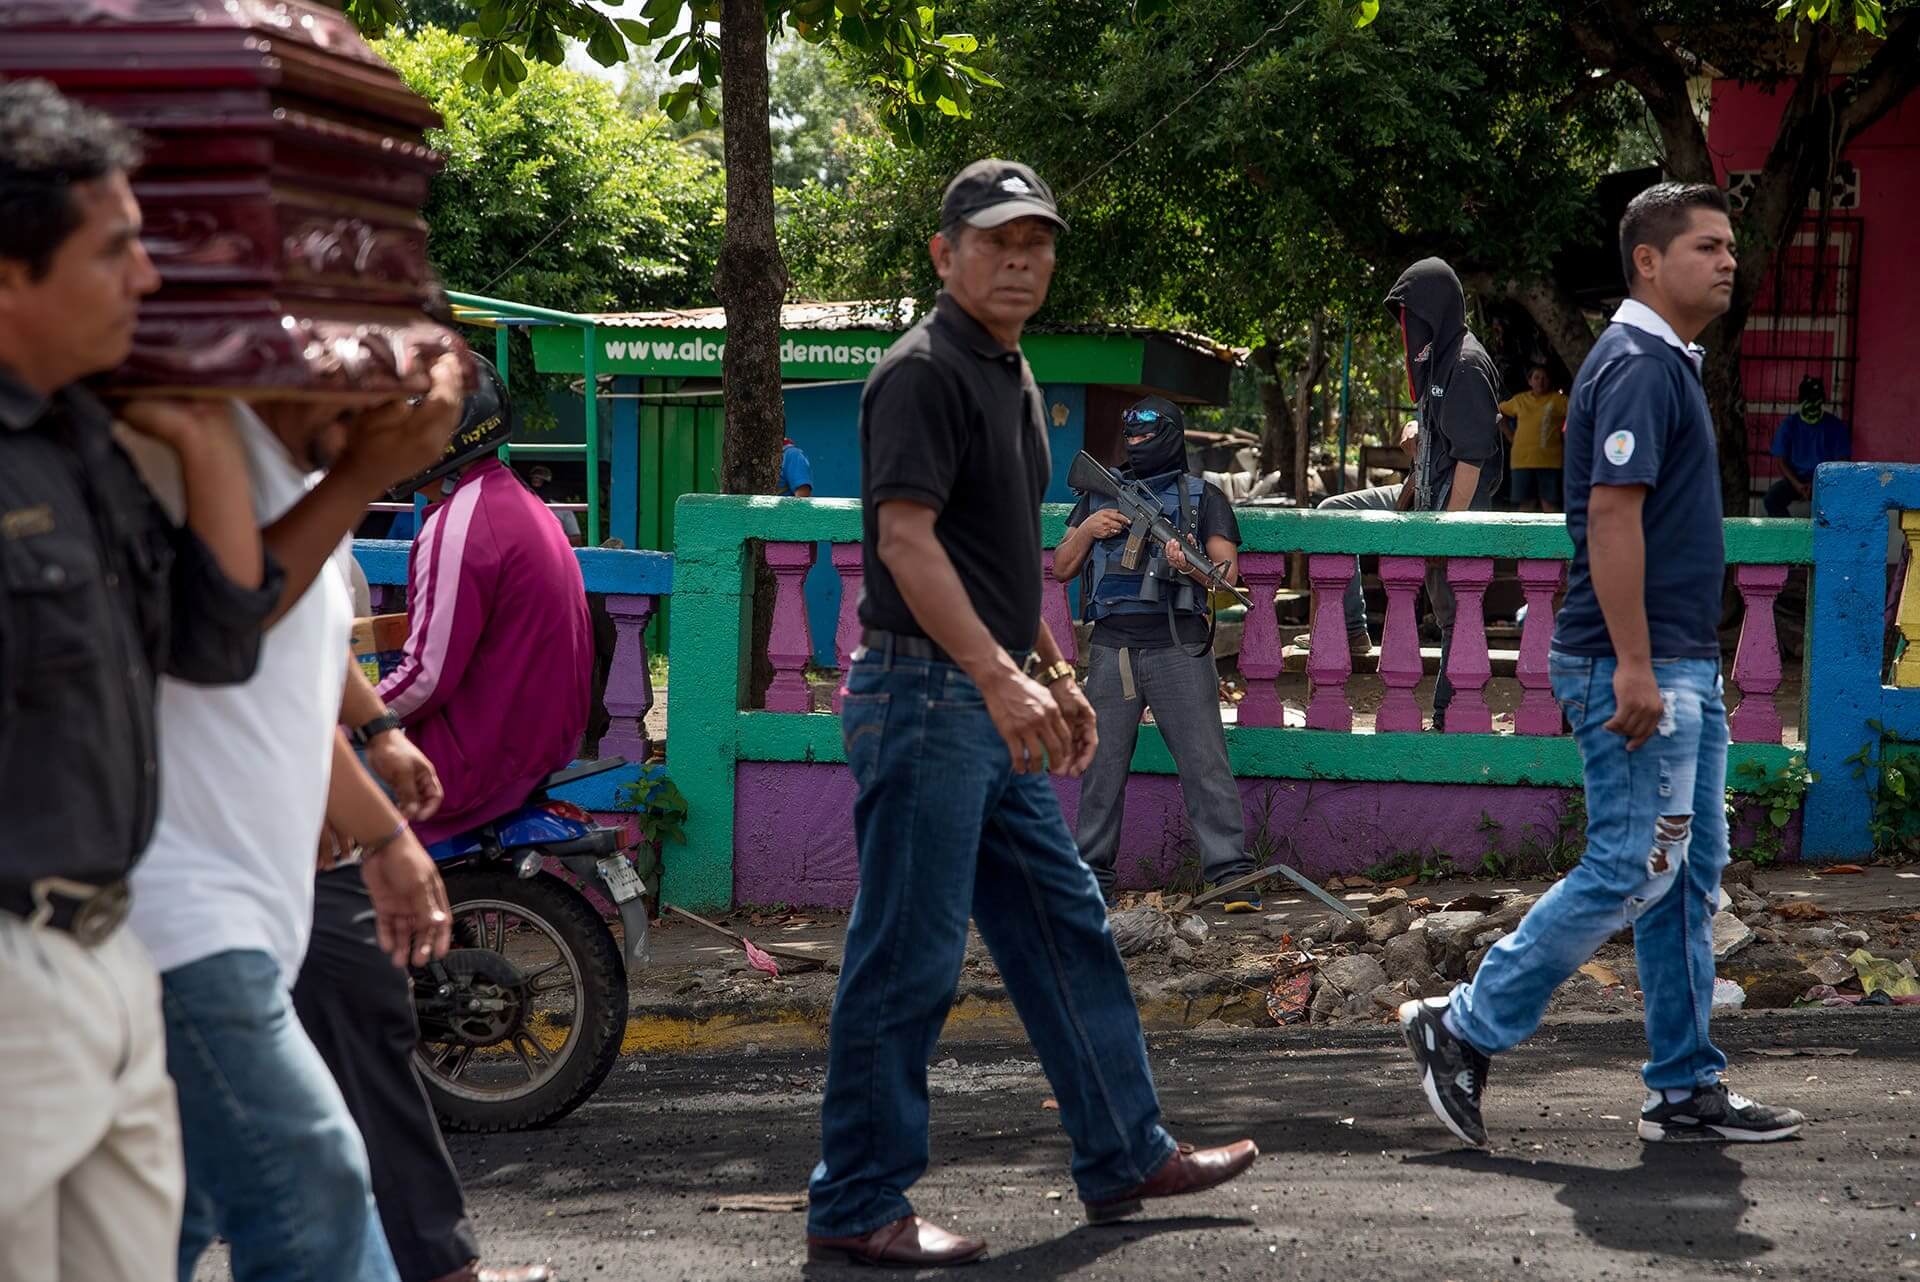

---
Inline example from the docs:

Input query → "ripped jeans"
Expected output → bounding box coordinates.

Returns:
[1448,653,1729,1090]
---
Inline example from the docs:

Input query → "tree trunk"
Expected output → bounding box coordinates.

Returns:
[716,0,790,703]
[715,0,787,493]
[1252,340,1293,486]
[1291,313,1325,504]
[1508,275,1597,378]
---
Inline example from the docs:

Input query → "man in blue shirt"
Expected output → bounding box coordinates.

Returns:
[1765,375,1850,516]
[780,437,814,497]
[1399,183,1805,1148]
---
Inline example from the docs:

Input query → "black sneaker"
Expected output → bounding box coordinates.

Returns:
[1638,1083,1806,1143]
[1399,996,1490,1147]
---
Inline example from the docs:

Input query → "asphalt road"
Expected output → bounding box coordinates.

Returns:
[405,1008,1920,1282]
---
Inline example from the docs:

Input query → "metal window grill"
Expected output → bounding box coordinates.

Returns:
[1737,212,1863,513]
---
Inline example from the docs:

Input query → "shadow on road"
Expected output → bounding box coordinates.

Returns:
[1406,1143,1773,1265]
[800,1214,1251,1278]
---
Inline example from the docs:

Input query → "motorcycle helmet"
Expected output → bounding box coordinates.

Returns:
[385,352,515,501]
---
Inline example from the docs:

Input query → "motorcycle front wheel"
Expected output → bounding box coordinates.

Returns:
[414,868,627,1132]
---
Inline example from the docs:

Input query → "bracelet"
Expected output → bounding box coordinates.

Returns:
[355,711,404,746]
[358,820,410,860]
[1035,659,1076,687]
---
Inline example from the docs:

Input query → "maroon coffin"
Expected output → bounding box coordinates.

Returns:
[0,0,463,399]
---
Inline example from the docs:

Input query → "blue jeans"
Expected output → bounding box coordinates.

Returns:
[808,655,1176,1238]
[1448,654,1730,1090]
[162,949,399,1282]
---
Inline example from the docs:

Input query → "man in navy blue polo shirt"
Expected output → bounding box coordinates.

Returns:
[1399,183,1806,1148]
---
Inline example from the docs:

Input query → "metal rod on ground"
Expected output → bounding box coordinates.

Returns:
[1191,860,1366,921]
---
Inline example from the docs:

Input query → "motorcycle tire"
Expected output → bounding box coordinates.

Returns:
[421,869,627,1133]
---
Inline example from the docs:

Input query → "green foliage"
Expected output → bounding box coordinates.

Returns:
[1847,728,1920,855]
[349,0,997,144]
[781,0,1630,358]
[1362,850,1453,884]
[618,772,691,849]
[1730,753,1814,866]
[1776,0,1887,36]
[376,27,723,312]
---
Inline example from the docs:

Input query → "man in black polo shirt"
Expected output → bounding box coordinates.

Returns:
[805,159,1257,1269]
[0,81,279,1279]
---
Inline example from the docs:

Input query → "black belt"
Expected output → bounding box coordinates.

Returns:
[857,630,1034,670]
[859,629,955,666]
[0,878,131,946]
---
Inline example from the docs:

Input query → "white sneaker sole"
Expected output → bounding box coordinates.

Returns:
[1399,1000,1485,1149]
[1637,1118,1804,1143]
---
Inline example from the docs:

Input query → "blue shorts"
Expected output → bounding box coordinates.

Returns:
[1509,467,1563,507]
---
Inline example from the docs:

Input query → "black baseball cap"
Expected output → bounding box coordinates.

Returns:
[940,159,1067,233]
[1798,374,1825,401]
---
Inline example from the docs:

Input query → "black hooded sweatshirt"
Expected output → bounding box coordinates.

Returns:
[1384,258,1502,511]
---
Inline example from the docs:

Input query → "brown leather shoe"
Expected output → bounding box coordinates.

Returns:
[429,1264,553,1282]
[1083,1139,1260,1223]
[806,1215,988,1267]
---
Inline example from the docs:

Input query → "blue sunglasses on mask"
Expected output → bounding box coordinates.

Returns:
[1122,409,1166,427]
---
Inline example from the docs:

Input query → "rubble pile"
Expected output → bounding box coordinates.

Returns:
[1102,861,1920,1028]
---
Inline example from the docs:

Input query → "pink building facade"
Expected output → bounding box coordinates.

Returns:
[1709,82,1920,501]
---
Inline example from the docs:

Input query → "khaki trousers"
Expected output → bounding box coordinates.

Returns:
[0,915,184,1282]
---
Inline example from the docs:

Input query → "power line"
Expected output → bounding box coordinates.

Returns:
[1061,2,1311,200]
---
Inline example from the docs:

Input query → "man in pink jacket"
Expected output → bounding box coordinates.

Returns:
[377,358,594,845]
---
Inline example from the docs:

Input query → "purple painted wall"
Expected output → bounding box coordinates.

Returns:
[731,764,1595,908]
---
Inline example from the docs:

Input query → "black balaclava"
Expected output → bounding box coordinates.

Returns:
[1121,394,1188,479]
[1384,257,1468,408]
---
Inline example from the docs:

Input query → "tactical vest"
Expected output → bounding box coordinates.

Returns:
[1082,472,1209,622]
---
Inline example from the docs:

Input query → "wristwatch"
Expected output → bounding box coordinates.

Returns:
[355,711,404,746]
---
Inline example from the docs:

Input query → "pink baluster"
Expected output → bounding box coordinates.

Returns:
[1729,563,1790,743]
[831,543,864,714]
[763,541,816,712]
[1305,553,1354,731]
[601,593,655,759]
[1443,557,1495,734]
[1236,552,1286,727]
[1514,559,1566,736]
[1376,556,1426,733]
[1040,549,1078,666]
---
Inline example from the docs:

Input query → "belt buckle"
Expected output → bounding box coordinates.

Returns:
[29,878,129,947]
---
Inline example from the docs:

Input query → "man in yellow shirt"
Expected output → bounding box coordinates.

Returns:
[1498,364,1569,512]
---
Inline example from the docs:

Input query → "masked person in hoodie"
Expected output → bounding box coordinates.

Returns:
[1053,397,1255,908]
[1385,257,1504,730]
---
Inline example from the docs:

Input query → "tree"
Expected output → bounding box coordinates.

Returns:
[781,0,1577,487]
[1554,1,1915,509]
[377,27,722,312]
[373,26,723,416]
[766,38,876,192]
[344,0,998,499]
[784,0,1914,512]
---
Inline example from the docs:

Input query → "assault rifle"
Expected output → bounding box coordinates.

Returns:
[1066,451,1252,610]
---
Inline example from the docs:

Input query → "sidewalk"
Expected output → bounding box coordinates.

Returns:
[617,864,1920,1053]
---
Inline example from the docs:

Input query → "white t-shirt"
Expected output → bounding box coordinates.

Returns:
[128,405,353,983]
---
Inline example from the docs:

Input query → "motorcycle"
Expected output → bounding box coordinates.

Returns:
[409,757,649,1133]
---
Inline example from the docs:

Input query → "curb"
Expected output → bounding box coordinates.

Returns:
[618,977,1282,1055]
[616,951,1850,1054]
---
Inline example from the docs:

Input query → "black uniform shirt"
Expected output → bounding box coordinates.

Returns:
[0,369,280,889]
[857,292,1051,651]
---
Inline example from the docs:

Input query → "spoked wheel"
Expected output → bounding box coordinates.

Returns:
[414,869,626,1132]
